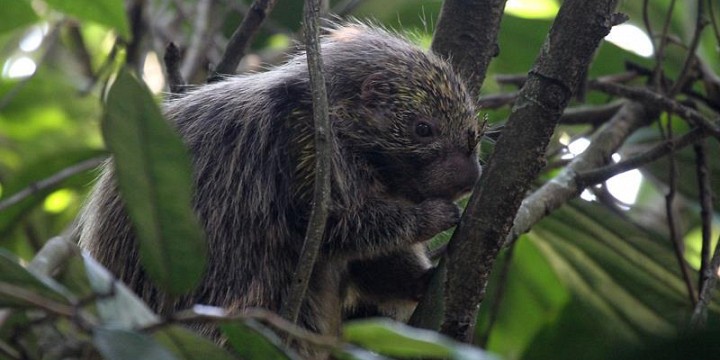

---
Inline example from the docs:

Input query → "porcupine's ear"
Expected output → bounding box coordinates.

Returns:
[360,72,396,109]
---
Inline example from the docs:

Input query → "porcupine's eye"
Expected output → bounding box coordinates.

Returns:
[415,122,434,137]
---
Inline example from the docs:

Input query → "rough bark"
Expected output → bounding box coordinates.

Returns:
[431,0,508,99]
[439,0,624,342]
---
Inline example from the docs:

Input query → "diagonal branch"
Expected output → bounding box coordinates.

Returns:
[439,0,625,342]
[207,0,278,82]
[507,102,655,244]
[589,80,720,138]
[411,0,509,331]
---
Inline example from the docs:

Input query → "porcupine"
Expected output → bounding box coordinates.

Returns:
[77,23,482,342]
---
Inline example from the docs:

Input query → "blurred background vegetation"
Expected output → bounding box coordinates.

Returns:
[1,0,719,359]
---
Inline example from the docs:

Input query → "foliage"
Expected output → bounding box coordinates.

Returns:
[0,0,719,359]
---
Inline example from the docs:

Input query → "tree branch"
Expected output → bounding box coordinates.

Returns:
[589,80,720,138]
[207,0,278,82]
[439,0,625,342]
[0,157,106,212]
[575,128,707,187]
[691,235,720,328]
[663,120,698,306]
[163,42,186,94]
[694,140,714,297]
[507,102,655,245]
[431,0,508,98]
[279,0,331,325]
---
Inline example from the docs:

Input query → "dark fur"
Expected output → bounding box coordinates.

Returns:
[77,24,480,342]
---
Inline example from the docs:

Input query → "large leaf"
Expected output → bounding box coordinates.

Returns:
[507,200,716,359]
[0,248,74,309]
[343,319,495,360]
[0,0,38,34]
[476,239,570,359]
[83,253,160,329]
[43,0,130,40]
[221,320,296,360]
[93,327,178,360]
[102,68,206,296]
[152,326,236,360]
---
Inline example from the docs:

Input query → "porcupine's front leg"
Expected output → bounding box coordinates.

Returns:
[322,197,458,259]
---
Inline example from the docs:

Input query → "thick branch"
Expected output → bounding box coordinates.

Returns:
[431,0,508,98]
[279,0,331,324]
[208,0,277,82]
[439,0,623,342]
[507,102,654,244]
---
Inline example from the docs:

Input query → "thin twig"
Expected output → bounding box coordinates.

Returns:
[477,92,518,109]
[66,23,94,79]
[147,307,339,350]
[0,157,106,212]
[663,119,698,306]
[208,0,278,82]
[708,0,720,43]
[691,233,720,328]
[589,80,720,138]
[125,0,147,71]
[0,339,20,360]
[576,128,707,187]
[0,283,74,317]
[642,0,655,55]
[669,0,706,96]
[559,101,624,125]
[163,42,186,94]
[652,0,677,90]
[694,140,714,297]
[508,102,655,245]
[279,0,331,325]
[79,42,120,96]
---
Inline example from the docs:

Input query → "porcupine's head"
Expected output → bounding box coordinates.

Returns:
[323,24,483,203]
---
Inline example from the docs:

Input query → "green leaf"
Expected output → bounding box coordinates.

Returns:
[0,248,74,308]
[43,0,130,40]
[0,0,39,34]
[221,320,295,360]
[507,200,717,359]
[83,253,160,329]
[102,68,207,296]
[153,326,236,360]
[343,319,494,359]
[93,327,178,360]
[477,240,570,358]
